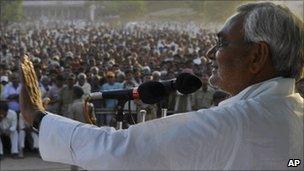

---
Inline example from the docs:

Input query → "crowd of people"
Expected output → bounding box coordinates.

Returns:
[0,20,302,161]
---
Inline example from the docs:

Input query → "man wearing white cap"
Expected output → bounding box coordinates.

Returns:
[0,76,9,100]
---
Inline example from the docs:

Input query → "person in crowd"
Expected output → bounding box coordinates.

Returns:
[133,68,143,85]
[100,71,123,125]
[67,86,93,123]
[2,73,21,113]
[65,85,96,170]
[174,70,194,112]
[88,75,104,126]
[122,69,138,124]
[0,76,9,99]
[40,76,51,94]
[75,73,91,96]
[19,2,303,170]
[116,72,126,84]
[59,73,76,116]
[136,71,157,122]
[152,70,169,117]
[46,75,65,114]
[0,102,19,159]
[142,66,153,83]
[89,75,101,93]
[18,114,39,158]
[123,69,138,89]
[191,74,215,110]
[152,71,161,82]
[211,91,230,106]
[18,96,51,158]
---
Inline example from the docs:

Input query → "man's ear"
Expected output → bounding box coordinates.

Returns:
[249,41,270,74]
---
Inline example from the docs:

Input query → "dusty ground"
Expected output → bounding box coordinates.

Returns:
[0,152,72,171]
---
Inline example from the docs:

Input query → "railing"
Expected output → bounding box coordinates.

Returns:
[94,108,177,116]
[93,108,180,127]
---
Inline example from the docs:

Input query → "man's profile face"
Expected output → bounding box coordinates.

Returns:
[207,14,253,95]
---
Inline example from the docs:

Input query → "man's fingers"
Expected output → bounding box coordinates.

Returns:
[19,55,28,88]
[19,55,28,109]
[20,80,34,124]
[19,55,35,124]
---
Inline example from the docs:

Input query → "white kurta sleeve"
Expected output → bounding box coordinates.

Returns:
[39,108,241,170]
[39,113,84,165]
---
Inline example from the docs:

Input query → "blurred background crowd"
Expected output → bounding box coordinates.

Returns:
[0,20,232,160]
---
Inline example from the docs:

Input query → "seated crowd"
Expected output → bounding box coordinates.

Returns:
[1,21,303,160]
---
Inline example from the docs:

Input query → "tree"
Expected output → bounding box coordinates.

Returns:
[187,1,205,12]
[188,1,249,23]
[95,1,146,18]
[0,0,23,24]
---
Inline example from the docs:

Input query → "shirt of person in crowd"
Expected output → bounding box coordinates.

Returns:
[0,106,19,156]
[191,74,215,110]
[100,72,124,109]
[0,109,17,132]
[1,78,21,112]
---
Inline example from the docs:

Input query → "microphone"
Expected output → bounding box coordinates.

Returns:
[88,73,202,104]
[160,72,202,95]
[88,81,167,104]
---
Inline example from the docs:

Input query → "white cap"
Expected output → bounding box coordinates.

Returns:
[1,76,8,82]
[193,57,202,65]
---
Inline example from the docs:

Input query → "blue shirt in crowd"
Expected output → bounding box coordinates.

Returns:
[100,82,123,108]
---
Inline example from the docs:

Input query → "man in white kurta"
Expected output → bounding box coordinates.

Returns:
[38,77,303,170]
[18,114,39,157]
[0,109,19,155]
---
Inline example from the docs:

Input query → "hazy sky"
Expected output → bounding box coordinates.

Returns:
[22,1,303,21]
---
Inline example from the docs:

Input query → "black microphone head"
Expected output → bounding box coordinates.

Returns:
[138,81,166,104]
[176,73,202,94]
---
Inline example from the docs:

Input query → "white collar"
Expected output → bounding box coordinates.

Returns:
[219,77,295,106]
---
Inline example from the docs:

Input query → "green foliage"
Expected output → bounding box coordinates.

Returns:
[145,1,190,12]
[187,1,205,12]
[188,1,247,23]
[89,1,251,23]
[98,1,146,16]
[0,0,23,23]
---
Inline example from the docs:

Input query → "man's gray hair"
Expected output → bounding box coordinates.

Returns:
[237,2,303,80]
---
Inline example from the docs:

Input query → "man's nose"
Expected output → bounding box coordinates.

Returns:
[206,46,217,60]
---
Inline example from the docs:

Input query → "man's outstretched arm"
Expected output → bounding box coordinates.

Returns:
[38,109,238,170]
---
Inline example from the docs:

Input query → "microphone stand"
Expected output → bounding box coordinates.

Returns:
[160,97,169,118]
[116,100,127,130]
[139,110,147,122]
